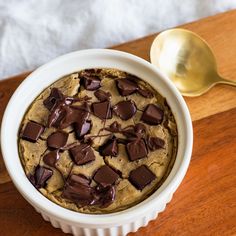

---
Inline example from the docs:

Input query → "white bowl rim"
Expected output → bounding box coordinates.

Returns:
[1,49,193,227]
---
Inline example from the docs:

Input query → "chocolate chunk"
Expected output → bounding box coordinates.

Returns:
[129,165,156,190]
[113,100,137,120]
[84,68,102,74]
[107,121,121,132]
[62,174,94,205]
[92,101,112,119]
[70,144,95,165]
[33,165,53,189]
[123,123,146,139]
[126,74,139,82]
[83,137,94,146]
[57,108,75,129]
[94,89,111,101]
[122,126,136,138]
[93,165,119,187]
[126,139,148,161]
[70,103,90,124]
[45,90,91,128]
[74,120,92,139]
[43,150,60,167]
[70,174,91,186]
[21,121,44,142]
[116,79,138,96]
[94,185,116,207]
[99,136,118,157]
[47,102,68,128]
[47,131,68,149]
[57,106,85,129]
[73,102,91,113]
[137,88,153,98]
[62,174,116,207]
[147,136,165,151]
[64,95,90,104]
[48,102,90,129]
[83,75,101,91]
[43,88,64,110]
[134,123,146,135]
[141,104,164,125]
[27,173,36,186]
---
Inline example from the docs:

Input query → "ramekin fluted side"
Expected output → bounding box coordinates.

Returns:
[36,193,173,236]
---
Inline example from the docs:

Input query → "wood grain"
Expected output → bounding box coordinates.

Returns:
[130,108,236,236]
[0,73,31,184]
[0,10,236,236]
[1,108,235,236]
[112,10,236,122]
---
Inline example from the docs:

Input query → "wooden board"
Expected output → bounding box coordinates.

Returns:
[0,10,236,236]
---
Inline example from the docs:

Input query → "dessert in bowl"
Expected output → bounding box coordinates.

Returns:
[18,67,178,213]
[1,49,192,235]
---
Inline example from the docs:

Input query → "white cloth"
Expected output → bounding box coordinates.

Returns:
[0,0,235,79]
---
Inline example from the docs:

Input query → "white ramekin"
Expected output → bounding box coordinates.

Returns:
[1,49,193,236]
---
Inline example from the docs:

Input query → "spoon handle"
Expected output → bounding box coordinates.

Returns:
[217,77,236,87]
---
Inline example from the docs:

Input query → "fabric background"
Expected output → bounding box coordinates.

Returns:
[0,0,235,79]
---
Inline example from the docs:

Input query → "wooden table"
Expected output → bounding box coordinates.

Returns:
[0,10,236,236]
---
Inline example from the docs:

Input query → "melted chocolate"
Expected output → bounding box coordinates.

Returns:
[134,123,146,135]
[74,120,92,139]
[48,101,90,129]
[94,185,116,207]
[44,87,91,130]
[43,88,64,110]
[106,121,122,132]
[99,136,118,157]
[62,173,116,207]
[43,150,60,167]
[62,174,95,206]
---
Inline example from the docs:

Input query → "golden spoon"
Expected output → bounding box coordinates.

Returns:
[150,28,236,97]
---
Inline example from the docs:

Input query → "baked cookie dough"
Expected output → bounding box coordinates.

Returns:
[18,68,178,214]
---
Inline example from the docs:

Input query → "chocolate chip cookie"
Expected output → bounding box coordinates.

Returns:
[18,68,178,213]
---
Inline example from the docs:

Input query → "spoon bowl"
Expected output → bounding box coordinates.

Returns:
[150,28,236,96]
